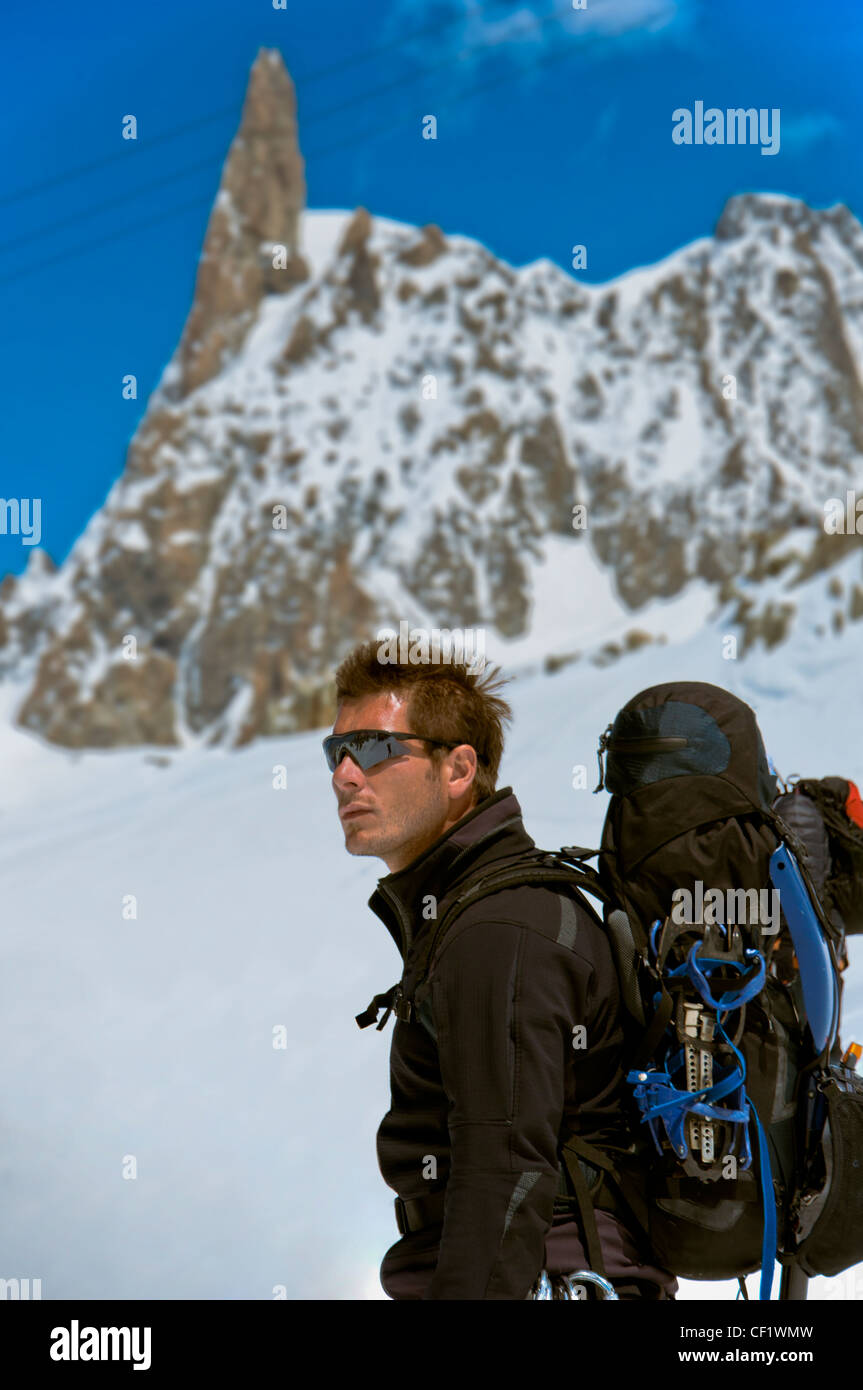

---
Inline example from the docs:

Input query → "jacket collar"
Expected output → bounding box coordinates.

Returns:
[367,786,534,958]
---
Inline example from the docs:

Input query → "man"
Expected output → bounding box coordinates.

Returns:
[326,641,677,1300]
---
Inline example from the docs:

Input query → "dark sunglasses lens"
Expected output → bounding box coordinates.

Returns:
[325,732,402,772]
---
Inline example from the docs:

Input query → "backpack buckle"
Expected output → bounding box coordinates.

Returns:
[594,724,614,793]
[393,985,414,1023]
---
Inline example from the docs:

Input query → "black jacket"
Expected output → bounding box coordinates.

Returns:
[366,786,677,1300]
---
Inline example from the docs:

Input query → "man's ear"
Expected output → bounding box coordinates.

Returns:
[446,743,478,799]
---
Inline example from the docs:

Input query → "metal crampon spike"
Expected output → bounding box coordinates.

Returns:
[530,1269,554,1299]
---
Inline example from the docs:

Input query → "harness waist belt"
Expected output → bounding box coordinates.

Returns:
[395,1190,446,1235]
[394,1187,634,1246]
[395,1161,608,1236]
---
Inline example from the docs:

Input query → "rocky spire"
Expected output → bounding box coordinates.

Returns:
[164,48,309,401]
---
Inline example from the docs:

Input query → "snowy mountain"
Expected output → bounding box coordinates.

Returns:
[1,47,862,750]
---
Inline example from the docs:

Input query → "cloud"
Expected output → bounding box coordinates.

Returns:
[366,0,695,142]
[383,0,694,74]
[573,0,686,37]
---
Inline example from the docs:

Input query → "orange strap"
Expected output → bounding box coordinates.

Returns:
[846,779,863,828]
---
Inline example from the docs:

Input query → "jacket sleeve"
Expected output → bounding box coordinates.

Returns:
[421,913,594,1300]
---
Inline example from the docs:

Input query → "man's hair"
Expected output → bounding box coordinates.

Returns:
[333,641,512,804]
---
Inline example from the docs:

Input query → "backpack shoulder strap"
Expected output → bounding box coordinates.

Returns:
[404,850,613,1013]
[354,850,608,1031]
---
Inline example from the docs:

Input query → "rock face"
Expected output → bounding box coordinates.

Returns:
[165,48,309,402]
[1,55,862,749]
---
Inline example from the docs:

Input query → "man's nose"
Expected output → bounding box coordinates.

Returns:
[332,750,365,788]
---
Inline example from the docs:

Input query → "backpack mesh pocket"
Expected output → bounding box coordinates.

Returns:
[795,1066,863,1277]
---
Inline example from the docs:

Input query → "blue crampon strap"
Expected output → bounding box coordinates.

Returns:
[749,1099,776,1301]
[630,924,777,1299]
[627,1018,752,1169]
[684,947,765,1011]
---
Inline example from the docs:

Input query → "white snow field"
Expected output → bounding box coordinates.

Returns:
[0,595,861,1301]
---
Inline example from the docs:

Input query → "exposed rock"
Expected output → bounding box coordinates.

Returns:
[397,224,448,267]
[18,619,177,748]
[164,48,309,401]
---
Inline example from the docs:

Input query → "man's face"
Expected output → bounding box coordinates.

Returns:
[329,691,473,872]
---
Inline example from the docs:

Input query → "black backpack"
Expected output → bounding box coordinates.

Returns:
[361,681,863,1299]
[584,681,859,1294]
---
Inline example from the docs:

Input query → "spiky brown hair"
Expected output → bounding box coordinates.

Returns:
[333,640,513,804]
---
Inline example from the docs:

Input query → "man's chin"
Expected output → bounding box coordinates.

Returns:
[342,822,386,857]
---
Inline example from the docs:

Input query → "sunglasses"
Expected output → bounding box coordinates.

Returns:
[323,729,458,773]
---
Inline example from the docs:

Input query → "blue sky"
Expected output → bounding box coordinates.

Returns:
[1,0,861,579]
